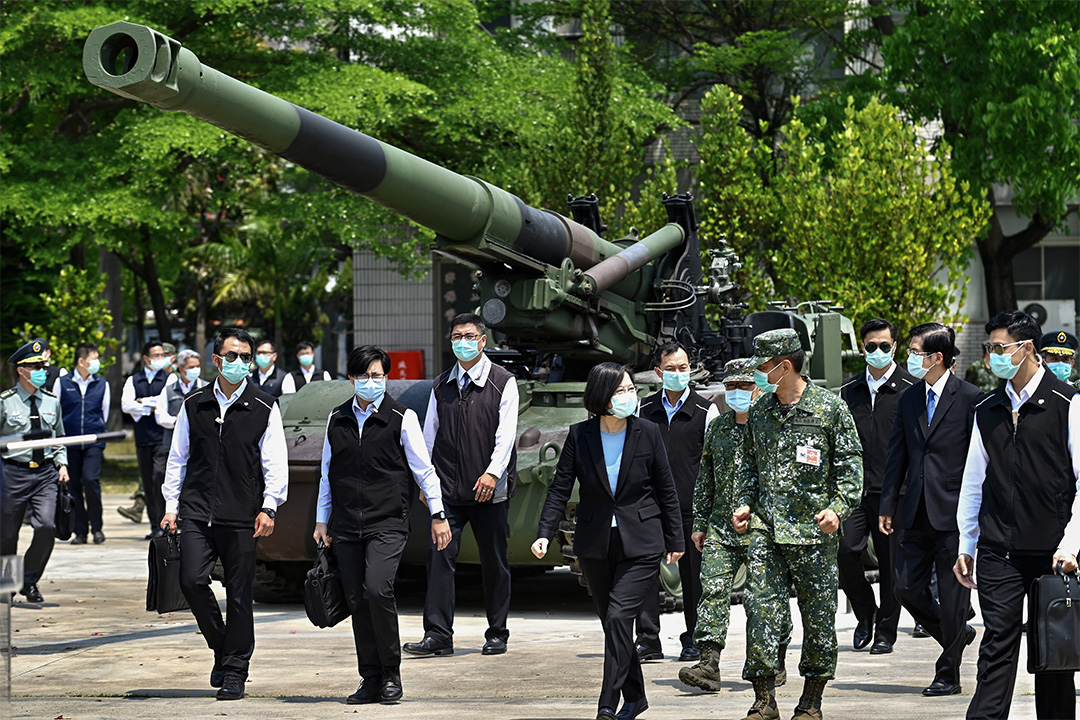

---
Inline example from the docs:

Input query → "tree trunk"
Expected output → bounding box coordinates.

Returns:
[139,229,173,342]
[979,192,1057,316]
[195,266,207,360]
[133,267,145,354]
[100,250,124,429]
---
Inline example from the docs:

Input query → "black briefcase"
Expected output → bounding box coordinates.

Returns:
[54,480,73,541]
[147,532,190,614]
[304,543,349,628]
[1027,565,1080,673]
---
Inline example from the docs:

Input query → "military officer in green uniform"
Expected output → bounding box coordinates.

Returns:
[1038,330,1079,389]
[680,358,791,692]
[1,339,69,603]
[733,329,863,720]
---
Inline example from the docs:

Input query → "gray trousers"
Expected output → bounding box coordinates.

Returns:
[1,462,59,587]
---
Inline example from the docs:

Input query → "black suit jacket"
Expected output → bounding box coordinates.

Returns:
[251,366,286,398]
[840,366,917,496]
[880,372,982,532]
[537,416,684,560]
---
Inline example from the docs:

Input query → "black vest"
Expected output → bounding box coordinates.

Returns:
[975,372,1078,554]
[840,366,917,495]
[326,395,412,539]
[131,370,169,446]
[178,382,276,528]
[252,366,286,397]
[431,362,518,505]
[288,367,324,391]
[640,388,711,516]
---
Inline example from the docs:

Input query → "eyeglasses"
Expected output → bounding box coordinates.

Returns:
[613,385,637,396]
[450,333,482,342]
[864,342,892,353]
[908,348,932,357]
[353,374,386,382]
[218,352,253,363]
[983,340,1025,356]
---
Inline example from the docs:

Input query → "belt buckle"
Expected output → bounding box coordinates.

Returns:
[29,461,39,469]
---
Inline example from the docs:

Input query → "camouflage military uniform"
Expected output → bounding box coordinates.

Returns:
[738,380,863,680]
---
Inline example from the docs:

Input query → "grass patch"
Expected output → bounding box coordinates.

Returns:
[100,433,140,495]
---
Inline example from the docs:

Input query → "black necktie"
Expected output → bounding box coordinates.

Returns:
[28,394,45,467]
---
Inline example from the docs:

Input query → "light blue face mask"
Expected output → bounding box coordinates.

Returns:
[609,393,638,419]
[150,357,170,372]
[989,348,1022,380]
[865,349,893,370]
[907,352,934,379]
[219,358,249,384]
[452,339,480,363]
[87,359,101,375]
[662,370,690,392]
[1048,362,1072,382]
[185,368,201,383]
[726,388,753,413]
[354,378,385,403]
[28,368,48,388]
[754,363,786,394]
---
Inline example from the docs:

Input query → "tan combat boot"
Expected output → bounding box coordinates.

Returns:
[776,642,789,686]
[678,640,722,691]
[740,676,779,720]
[790,677,827,720]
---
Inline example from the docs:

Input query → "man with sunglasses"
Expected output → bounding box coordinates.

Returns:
[880,322,981,698]
[839,318,916,656]
[160,327,288,701]
[954,310,1079,720]
[0,340,69,603]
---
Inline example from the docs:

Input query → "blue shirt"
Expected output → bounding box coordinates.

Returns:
[601,427,626,527]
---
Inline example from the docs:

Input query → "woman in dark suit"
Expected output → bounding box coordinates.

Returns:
[532,362,684,720]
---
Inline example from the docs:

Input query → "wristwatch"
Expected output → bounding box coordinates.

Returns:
[260,507,277,519]
[432,511,447,521]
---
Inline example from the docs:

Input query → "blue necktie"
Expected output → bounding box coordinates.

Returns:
[927,388,937,425]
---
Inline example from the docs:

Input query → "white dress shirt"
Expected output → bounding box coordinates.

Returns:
[866,362,896,410]
[957,365,1080,558]
[68,369,111,421]
[661,387,721,440]
[280,367,332,395]
[316,395,443,524]
[423,353,519,501]
[162,378,289,515]
[154,377,207,430]
[121,369,176,421]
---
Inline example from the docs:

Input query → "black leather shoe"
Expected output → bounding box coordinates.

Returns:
[21,584,43,603]
[635,644,663,662]
[869,637,893,655]
[482,637,507,655]
[912,623,930,638]
[70,534,87,545]
[402,636,454,656]
[679,645,700,662]
[210,654,224,688]
[615,698,649,720]
[853,614,874,649]
[92,530,106,544]
[347,676,382,704]
[922,679,961,696]
[215,673,245,700]
[965,625,977,646]
[380,669,403,702]
[597,707,617,720]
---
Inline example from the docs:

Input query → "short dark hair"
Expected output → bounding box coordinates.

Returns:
[985,310,1041,343]
[296,340,315,354]
[141,340,164,357]
[347,345,391,376]
[450,313,486,336]
[776,348,805,374]
[653,341,690,368]
[910,322,957,366]
[256,340,277,353]
[860,318,898,342]
[74,342,99,361]
[583,362,631,417]
[214,327,255,356]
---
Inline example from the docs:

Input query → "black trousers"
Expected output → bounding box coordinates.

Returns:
[68,446,104,536]
[143,444,169,530]
[579,528,661,711]
[0,462,57,586]
[967,550,1076,720]
[423,500,511,644]
[838,492,900,643]
[894,509,971,684]
[178,519,258,679]
[635,514,700,650]
[337,529,408,679]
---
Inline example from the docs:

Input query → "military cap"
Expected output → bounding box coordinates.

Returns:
[162,342,177,355]
[1040,330,1077,357]
[746,328,802,367]
[723,358,755,384]
[8,339,48,365]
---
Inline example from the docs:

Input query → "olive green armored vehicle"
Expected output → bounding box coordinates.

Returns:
[83,22,861,602]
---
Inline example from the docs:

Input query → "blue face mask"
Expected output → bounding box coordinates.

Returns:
[726,388,753,413]
[865,349,893,370]
[219,358,249,385]
[989,348,1023,380]
[662,370,690,392]
[298,354,314,367]
[255,354,273,369]
[28,368,48,388]
[150,357,170,372]
[907,352,934,379]
[609,393,638,419]
[87,359,101,375]
[354,378,385,403]
[1048,362,1072,382]
[754,363,786,394]
[185,368,201,383]
[452,339,481,363]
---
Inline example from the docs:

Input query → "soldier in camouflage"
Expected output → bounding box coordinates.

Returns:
[733,329,863,720]
[679,358,792,693]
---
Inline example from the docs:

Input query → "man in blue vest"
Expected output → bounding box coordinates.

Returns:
[119,340,175,536]
[57,342,110,545]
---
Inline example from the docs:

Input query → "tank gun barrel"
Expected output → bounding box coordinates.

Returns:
[580,224,685,296]
[82,22,622,271]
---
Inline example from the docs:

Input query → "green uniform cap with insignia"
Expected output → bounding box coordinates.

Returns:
[722,358,755,384]
[1040,331,1077,357]
[8,339,48,365]
[162,342,177,356]
[746,328,802,368]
